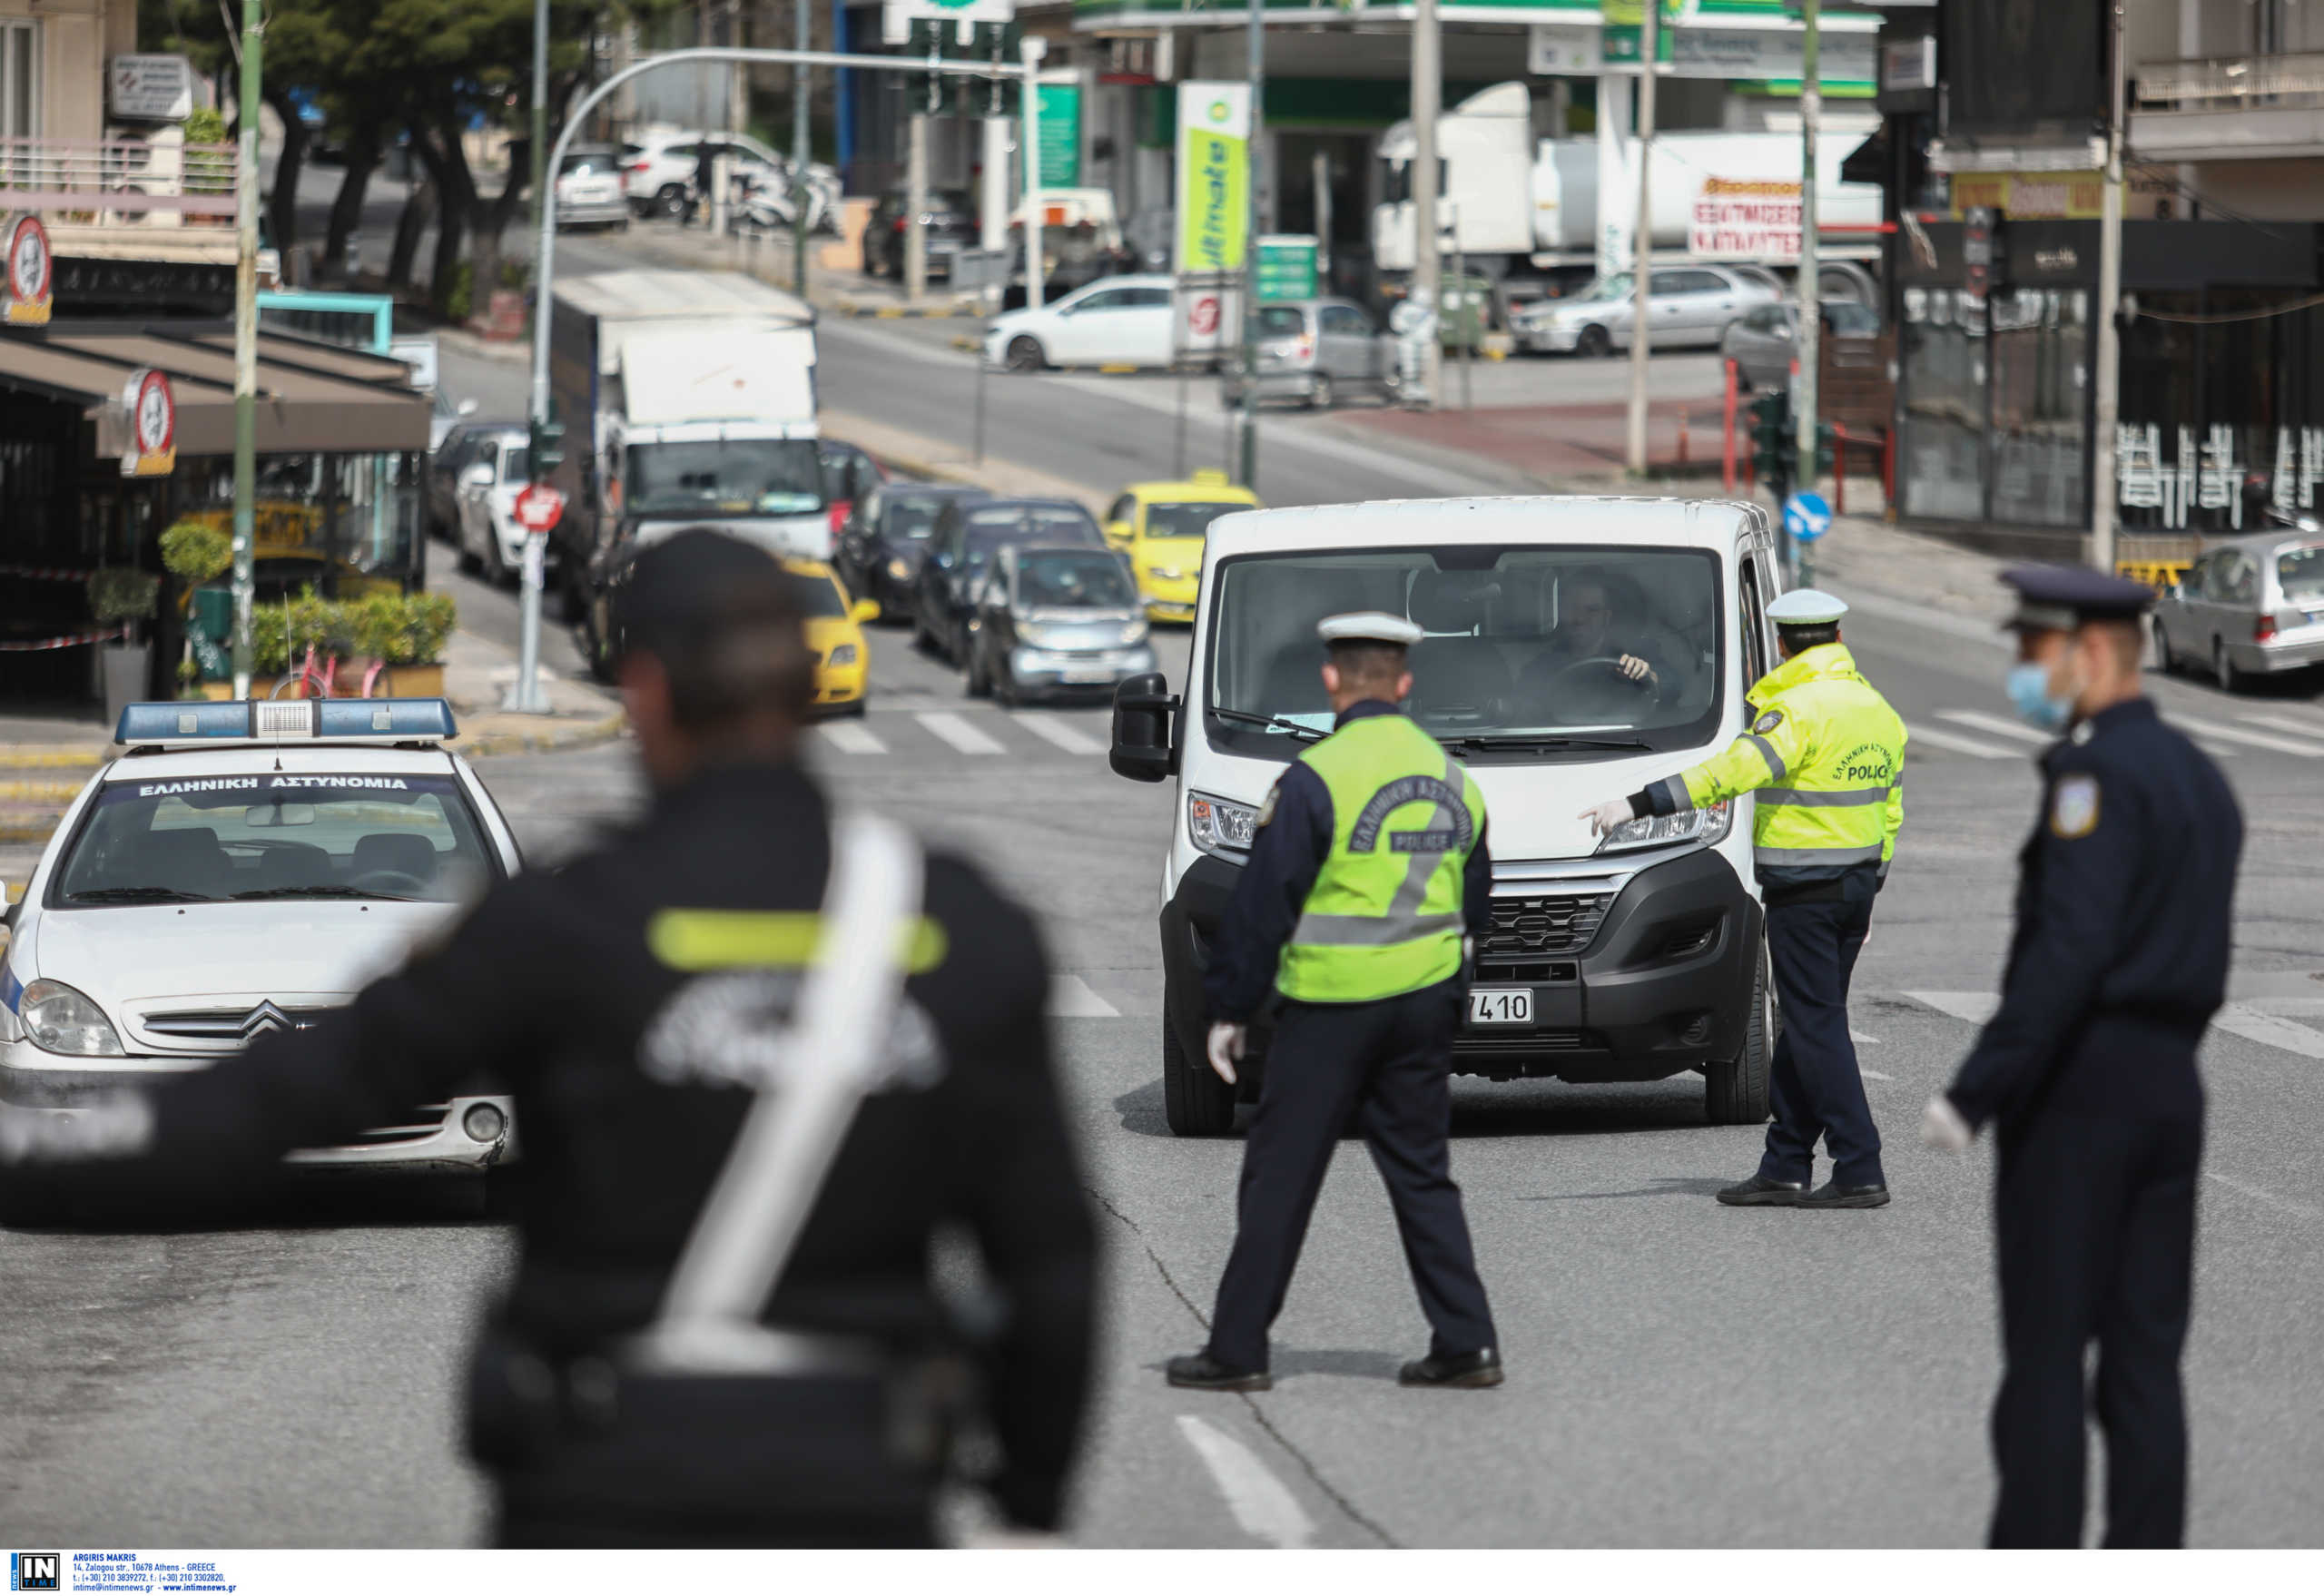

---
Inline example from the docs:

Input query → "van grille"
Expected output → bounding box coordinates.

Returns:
[1481,894,1610,960]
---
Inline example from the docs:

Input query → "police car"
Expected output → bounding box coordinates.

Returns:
[0,699,522,1172]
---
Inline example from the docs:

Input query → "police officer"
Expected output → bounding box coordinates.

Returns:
[1922,566,2240,1550]
[0,530,1098,1549]
[1167,612,1502,1393]
[1582,588,1905,1208]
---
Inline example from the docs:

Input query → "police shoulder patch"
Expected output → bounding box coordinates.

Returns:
[2050,773,2101,839]
[1752,708,1785,734]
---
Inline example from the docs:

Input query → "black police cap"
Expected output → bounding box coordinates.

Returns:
[615,528,799,659]
[1999,564,2156,633]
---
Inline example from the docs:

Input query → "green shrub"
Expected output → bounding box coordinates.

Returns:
[255,588,455,675]
[88,567,161,623]
[182,110,231,196]
[443,260,474,323]
[159,517,234,583]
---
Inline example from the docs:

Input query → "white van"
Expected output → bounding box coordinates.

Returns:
[1108,496,1786,1136]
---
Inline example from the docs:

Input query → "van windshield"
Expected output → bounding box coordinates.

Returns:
[626,438,823,518]
[1206,546,1726,759]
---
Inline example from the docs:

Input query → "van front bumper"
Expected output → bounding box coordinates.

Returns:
[1159,843,1761,1087]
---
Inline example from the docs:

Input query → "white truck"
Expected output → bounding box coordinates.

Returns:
[1372,81,1882,279]
[547,269,822,663]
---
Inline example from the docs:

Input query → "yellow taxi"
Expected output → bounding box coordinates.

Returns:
[788,557,881,714]
[1102,468,1263,623]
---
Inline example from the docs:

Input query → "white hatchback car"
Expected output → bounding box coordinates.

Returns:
[985,275,1176,373]
[456,426,531,585]
[0,698,522,1173]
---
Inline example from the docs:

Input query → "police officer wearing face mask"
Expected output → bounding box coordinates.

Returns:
[1921,566,2241,1550]
[1581,588,1906,1208]
[1167,612,1502,1394]
[0,530,1098,1550]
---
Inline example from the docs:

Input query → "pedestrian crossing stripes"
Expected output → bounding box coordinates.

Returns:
[1902,721,2018,761]
[913,711,1007,755]
[1011,713,1107,755]
[818,720,887,755]
[1905,990,2324,1060]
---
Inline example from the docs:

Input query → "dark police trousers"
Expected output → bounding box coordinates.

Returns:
[1758,897,1885,1187]
[1990,1100,2202,1549]
[1206,979,1497,1373]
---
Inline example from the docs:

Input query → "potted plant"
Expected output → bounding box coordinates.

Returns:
[182,109,232,225]
[160,517,235,692]
[87,566,162,727]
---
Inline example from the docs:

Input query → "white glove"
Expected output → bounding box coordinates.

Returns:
[1580,799,1634,837]
[1206,1022,1246,1086]
[1920,1094,1974,1153]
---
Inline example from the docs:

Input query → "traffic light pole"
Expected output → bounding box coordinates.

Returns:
[1792,0,1821,541]
[517,46,1034,714]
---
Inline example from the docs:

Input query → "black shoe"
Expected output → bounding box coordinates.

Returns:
[1398,1348,1504,1389]
[1716,1174,1810,1207]
[1167,1351,1271,1392]
[1801,1180,1891,1208]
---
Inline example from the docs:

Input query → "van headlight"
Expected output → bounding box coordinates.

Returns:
[1593,799,1732,855]
[20,980,126,1057]
[1187,791,1259,860]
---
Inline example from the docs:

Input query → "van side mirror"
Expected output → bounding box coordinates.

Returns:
[1109,671,1178,783]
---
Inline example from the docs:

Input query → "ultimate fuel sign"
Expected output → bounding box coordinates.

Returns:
[1174,83,1249,276]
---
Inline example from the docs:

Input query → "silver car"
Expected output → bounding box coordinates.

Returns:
[1721,300,1883,390]
[964,543,1157,704]
[1219,298,1397,409]
[555,145,632,231]
[1512,265,1782,357]
[2153,532,2324,689]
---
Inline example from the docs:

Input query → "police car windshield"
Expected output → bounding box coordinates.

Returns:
[625,438,823,518]
[1206,546,1727,759]
[53,773,497,906]
[1147,502,1244,541]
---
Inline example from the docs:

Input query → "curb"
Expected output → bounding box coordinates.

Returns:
[834,300,983,320]
[0,747,106,770]
[461,710,628,760]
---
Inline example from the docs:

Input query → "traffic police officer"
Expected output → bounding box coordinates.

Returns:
[1923,566,2241,1550]
[1167,612,1502,1393]
[0,530,1098,1549]
[1583,588,1906,1207]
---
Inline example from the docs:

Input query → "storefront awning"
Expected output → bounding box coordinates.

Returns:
[0,324,431,457]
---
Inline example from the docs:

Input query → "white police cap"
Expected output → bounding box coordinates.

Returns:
[1316,611,1424,648]
[1765,588,1848,624]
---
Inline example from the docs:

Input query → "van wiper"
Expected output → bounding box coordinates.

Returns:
[1442,734,1653,753]
[1212,707,1327,743]
[64,886,214,903]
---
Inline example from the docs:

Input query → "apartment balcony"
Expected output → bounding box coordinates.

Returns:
[2133,51,2324,161]
[0,137,242,265]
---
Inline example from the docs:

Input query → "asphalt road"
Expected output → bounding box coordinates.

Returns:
[5,237,2321,1549]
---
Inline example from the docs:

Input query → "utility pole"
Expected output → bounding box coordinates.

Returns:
[1623,0,1657,475]
[1793,0,1822,507]
[229,0,264,698]
[1411,0,1441,410]
[793,0,811,293]
[1021,34,1046,310]
[2090,0,2127,573]
[509,0,551,713]
[1237,0,1265,485]
[530,0,548,281]
[904,105,929,301]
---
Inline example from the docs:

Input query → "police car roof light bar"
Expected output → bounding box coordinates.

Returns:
[115,698,459,746]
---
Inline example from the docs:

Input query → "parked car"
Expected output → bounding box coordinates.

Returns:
[2153,532,2324,689]
[912,498,1108,664]
[837,482,990,622]
[623,130,783,216]
[1720,299,1884,390]
[455,427,532,585]
[428,387,478,455]
[984,274,1175,373]
[966,542,1157,705]
[1218,298,1398,409]
[862,187,979,281]
[817,439,887,549]
[555,144,632,230]
[1510,265,1783,356]
[427,417,506,541]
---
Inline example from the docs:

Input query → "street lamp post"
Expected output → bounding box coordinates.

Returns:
[229,0,265,698]
[1794,0,1822,516]
[1236,0,1264,486]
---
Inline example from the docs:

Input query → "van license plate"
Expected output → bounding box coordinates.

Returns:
[1467,988,1532,1027]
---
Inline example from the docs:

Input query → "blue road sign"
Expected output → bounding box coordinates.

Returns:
[1784,490,1834,544]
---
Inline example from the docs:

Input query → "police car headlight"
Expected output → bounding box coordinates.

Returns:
[1188,791,1258,860]
[826,644,858,667]
[1593,799,1732,856]
[20,980,126,1057]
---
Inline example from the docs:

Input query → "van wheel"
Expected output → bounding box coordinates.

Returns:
[1162,1009,1236,1137]
[1705,940,1774,1125]
[1577,324,1612,359]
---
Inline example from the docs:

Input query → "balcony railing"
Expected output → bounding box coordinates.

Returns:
[0,138,240,220]
[2136,51,2324,112]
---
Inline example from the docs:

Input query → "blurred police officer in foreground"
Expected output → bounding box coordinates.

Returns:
[0,530,1098,1549]
[1167,614,1502,1393]
[1583,589,1905,1208]
[1923,566,2240,1550]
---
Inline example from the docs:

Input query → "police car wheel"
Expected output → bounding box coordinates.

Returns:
[1705,941,1774,1126]
[1162,1010,1236,1137]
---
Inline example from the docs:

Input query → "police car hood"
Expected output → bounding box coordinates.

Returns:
[38,900,464,1009]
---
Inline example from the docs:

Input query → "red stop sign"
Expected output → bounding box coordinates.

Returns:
[512,484,565,533]
[1188,295,1220,338]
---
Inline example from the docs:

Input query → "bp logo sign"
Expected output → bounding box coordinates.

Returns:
[1207,99,1230,123]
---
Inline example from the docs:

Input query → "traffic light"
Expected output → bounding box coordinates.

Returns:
[1748,389,1794,504]
[1812,418,1837,477]
[906,19,1022,119]
[529,415,565,480]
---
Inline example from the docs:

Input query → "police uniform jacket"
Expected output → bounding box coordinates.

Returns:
[1947,698,2242,1130]
[2,760,1098,1532]
[1206,699,1493,1022]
